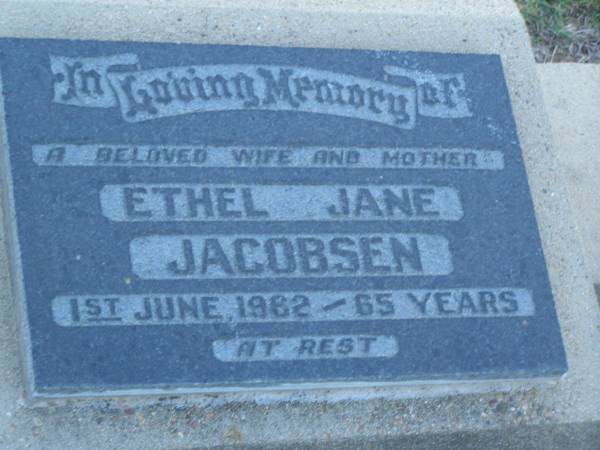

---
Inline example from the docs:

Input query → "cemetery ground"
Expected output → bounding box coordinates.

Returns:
[517,0,600,61]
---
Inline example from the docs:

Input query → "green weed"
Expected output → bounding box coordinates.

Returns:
[517,0,600,43]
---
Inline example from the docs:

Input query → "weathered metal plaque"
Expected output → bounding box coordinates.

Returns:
[0,38,566,397]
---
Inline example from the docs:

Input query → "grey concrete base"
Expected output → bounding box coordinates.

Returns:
[538,64,600,285]
[1,0,600,448]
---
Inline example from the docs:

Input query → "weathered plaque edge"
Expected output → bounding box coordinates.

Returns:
[29,376,562,403]
[0,68,37,401]
[491,55,569,380]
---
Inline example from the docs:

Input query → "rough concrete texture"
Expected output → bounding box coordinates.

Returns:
[538,64,600,284]
[0,0,600,448]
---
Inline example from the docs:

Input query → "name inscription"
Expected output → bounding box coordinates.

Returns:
[129,234,452,279]
[100,184,463,222]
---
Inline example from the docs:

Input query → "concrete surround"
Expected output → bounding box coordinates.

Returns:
[538,64,600,287]
[0,0,599,448]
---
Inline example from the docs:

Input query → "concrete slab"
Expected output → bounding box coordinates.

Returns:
[537,64,600,286]
[0,0,599,448]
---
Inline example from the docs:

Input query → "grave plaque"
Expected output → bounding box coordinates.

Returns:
[0,38,566,398]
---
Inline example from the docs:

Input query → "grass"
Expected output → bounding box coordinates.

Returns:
[516,0,600,61]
